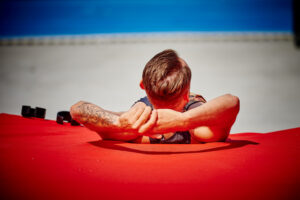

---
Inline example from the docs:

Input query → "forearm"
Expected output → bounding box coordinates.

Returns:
[70,101,122,133]
[152,94,239,133]
[70,101,156,141]
[183,94,240,130]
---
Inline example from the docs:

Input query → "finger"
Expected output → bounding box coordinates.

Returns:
[139,109,158,134]
[132,106,152,130]
[123,104,143,125]
[127,103,139,114]
[131,106,145,122]
[120,103,140,119]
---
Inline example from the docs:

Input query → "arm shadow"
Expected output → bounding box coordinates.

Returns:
[88,138,259,155]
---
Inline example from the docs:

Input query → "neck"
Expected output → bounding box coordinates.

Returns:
[150,98,186,112]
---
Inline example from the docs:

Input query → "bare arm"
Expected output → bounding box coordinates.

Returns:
[184,94,239,142]
[144,94,240,142]
[70,101,122,139]
[70,101,157,141]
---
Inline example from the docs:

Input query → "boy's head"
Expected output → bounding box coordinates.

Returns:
[140,49,191,111]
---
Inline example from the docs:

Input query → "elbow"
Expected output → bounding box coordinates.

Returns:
[70,101,85,119]
[70,103,78,119]
[225,93,240,115]
[233,95,240,114]
[226,94,240,128]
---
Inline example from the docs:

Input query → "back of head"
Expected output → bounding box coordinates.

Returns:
[142,49,191,105]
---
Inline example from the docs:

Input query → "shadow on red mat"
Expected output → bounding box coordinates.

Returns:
[89,139,259,155]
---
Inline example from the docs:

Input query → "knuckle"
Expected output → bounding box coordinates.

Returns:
[119,116,127,123]
[145,106,152,113]
[127,118,134,125]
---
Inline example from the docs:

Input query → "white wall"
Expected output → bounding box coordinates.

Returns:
[0,38,299,133]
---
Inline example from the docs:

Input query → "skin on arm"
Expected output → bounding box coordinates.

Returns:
[141,94,240,142]
[185,94,239,142]
[70,101,157,142]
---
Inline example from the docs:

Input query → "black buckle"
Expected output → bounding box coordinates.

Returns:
[56,111,80,126]
[21,105,46,119]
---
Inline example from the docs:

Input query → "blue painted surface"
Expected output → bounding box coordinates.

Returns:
[0,0,292,37]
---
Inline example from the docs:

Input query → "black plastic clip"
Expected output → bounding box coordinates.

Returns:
[21,105,46,119]
[56,111,80,126]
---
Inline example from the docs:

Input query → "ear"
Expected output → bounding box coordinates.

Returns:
[139,80,145,90]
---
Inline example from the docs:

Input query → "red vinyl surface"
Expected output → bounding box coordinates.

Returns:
[0,113,299,200]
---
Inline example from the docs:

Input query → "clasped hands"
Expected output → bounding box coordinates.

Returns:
[118,102,185,138]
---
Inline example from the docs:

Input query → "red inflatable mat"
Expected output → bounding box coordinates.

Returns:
[0,113,299,200]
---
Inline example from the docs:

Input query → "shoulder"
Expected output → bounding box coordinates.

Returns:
[133,96,153,108]
[184,92,206,111]
[189,92,206,103]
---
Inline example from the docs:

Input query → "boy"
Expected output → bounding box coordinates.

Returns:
[70,49,240,143]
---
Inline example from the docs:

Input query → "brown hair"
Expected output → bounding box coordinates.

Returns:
[142,49,191,104]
